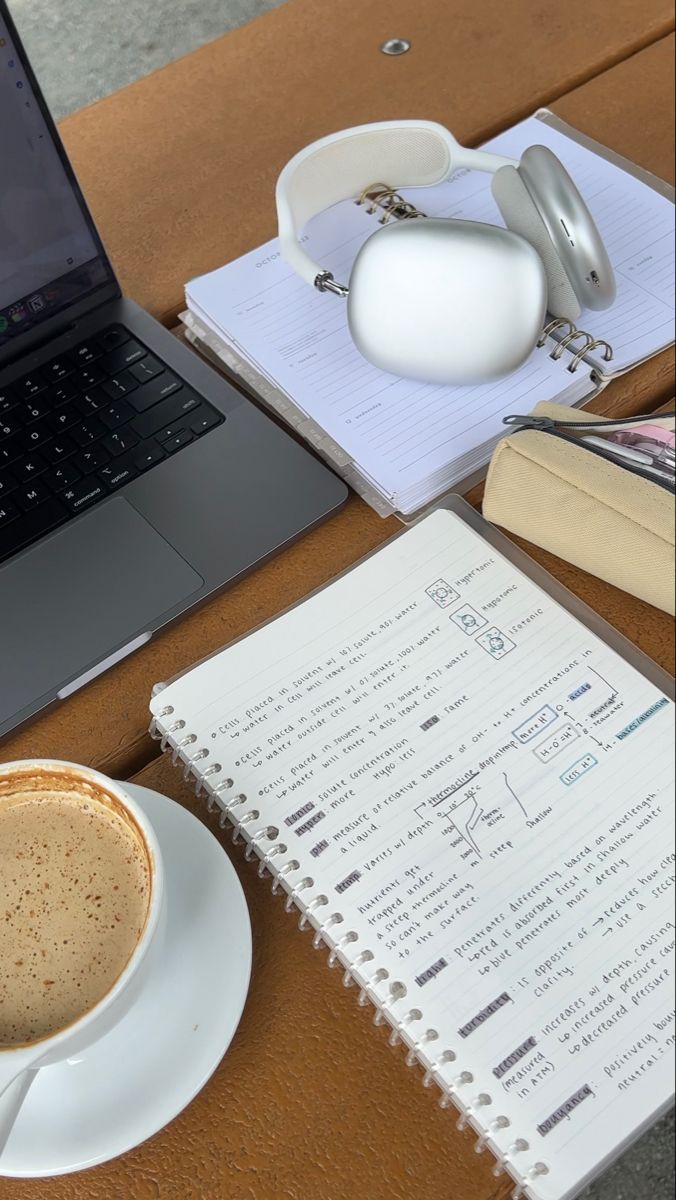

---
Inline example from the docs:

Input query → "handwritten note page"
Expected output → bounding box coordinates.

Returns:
[152,511,675,1200]
[186,116,674,511]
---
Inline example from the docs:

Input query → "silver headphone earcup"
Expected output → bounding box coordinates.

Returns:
[346,218,548,385]
[492,163,581,321]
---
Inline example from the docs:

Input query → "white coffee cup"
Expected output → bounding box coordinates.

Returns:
[0,760,165,1151]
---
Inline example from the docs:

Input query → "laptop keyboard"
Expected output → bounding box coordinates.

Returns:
[0,325,224,565]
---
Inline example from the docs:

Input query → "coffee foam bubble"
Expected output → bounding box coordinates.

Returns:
[0,768,151,1047]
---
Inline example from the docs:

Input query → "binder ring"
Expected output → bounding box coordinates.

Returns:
[511,1162,550,1198]
[422,1046,457,1088]
[492,1138,529,1177]
[344,948,374,987]
[357,966,390,1007]
[284,876,314,912]
[438,1070,474,1109]
[311,911,344,949]
[388,1004,422,1048]
[550,328,593,361]
[270,858,301,895]
[537,317,574,347]
[404,1025,438,1068]
[162,723,188,753]
[456,1090,492,1131]
[298,893,329,930]
[244,824,279,861]
[218,792,247,827]
[568,335,613,372]
[474,1113,510,1153]
[257,842,288,877]
[232,808,260,844]
[327,928,358,966]
[149,705,174,737]
[182,745,209,780]
[373,979,407,1028]
[196,761,223,798]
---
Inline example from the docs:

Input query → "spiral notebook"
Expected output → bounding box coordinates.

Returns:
[149,499,675,1200]
[181,110,675,519]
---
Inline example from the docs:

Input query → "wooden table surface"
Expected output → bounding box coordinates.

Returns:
[1,2,674,1198]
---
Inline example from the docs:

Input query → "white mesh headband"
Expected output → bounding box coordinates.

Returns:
[276,119,517,289]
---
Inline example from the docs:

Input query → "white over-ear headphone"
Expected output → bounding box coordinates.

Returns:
[276,120,616,385]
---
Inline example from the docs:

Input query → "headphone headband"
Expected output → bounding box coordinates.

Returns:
[276,119,517,287]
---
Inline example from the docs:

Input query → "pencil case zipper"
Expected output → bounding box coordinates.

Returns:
[502,412,676,495]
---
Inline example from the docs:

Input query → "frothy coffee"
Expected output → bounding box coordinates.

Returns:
[0,768,151,1047]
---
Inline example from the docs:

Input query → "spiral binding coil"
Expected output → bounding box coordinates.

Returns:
[537,317,613,372]
[150,715,551,1198]
[356,181,426,223]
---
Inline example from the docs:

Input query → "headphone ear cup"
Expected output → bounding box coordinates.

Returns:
[491,165,581,322]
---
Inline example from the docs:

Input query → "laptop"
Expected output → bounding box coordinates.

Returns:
[0,2,347,740]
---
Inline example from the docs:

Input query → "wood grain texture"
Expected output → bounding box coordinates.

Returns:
[1,35,673,779]
[56,0,674,326]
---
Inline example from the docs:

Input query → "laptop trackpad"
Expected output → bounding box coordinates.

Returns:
[0,498,203,727]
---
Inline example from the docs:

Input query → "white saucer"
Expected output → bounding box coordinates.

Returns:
[1,782,252,1178]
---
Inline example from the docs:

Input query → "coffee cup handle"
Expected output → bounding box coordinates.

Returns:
[0,1063,38,1154]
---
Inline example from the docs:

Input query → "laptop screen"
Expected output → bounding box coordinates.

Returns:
[0,8,115,350]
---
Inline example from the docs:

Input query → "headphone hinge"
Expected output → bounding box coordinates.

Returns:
[314,271,349,298]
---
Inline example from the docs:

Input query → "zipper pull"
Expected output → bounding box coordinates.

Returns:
[502,414,556,432]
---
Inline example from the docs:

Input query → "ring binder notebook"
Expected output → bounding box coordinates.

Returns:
[150,499,675,1200]
[181,109,674,520]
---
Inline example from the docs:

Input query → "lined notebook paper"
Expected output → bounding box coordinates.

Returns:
[185,113,675,515]
[151,505,675,1200]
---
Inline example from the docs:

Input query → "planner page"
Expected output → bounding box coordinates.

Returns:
[152,510,675,1200]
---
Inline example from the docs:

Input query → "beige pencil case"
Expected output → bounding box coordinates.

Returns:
[483,401,676,614]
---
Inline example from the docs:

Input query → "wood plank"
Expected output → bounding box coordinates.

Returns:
[57,0,674,325]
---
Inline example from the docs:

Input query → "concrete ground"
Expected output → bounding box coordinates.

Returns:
[6,1,675,1197]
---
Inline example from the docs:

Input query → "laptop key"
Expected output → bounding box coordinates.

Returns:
[0,389,17,415]
[71,341,101,366]
[133,442,165,472]
[190,410,222,436]
[102,371,139,400]
[128,373,182,414]
[129,355,163,384]
[98,455,138,491]
[61,478,108,514]
[19,422,52,452]
[52,380,79,406]
[70,418,105,447]
[14,374,46,401]
[100,341,146,374]
[131,391,199,439]
[42,356,74,384]
[1,415,22,441]
[163,429,193,455]
[72,364,105,391]
[99,400,135,430]
[0,438,21,468]
[47,407,80,434]
[75,387,109,416]
[0,469,18,498]
[103,428,139,457]
[16,453,48,481]
[74,445,110,475]
[98,326,130,352]
[15,480,51,511]
[44,462,81,492]
[22,397,51,424]
[45,436,77,464]
[0,500,19,526]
